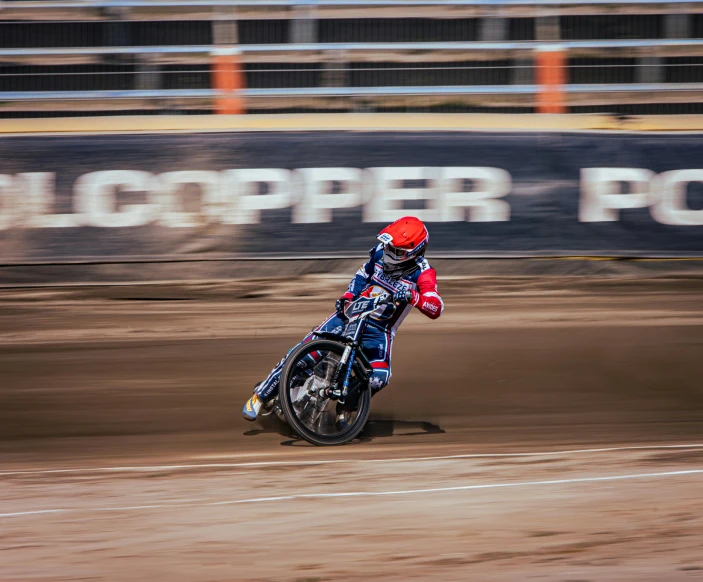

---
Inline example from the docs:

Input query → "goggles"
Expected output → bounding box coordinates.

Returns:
[383,243,413,262]
[379,239,426,264]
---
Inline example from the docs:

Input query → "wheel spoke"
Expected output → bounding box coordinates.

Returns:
[280,339,372,445]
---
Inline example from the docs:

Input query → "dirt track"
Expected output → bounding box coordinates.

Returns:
[1,276,702,581]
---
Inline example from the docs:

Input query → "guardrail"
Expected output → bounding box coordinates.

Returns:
[3,39,703,67]
[3,82,702,117]
[3,39,703,56]
[2,1,700,58]
[3,2,703,116]
[2,0,703,23]
[5,83,703,99]
[3,0,702,7]
[3,40,703,115]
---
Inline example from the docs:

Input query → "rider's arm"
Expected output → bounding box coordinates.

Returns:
[340,244,381,301]
[409,268,444,320]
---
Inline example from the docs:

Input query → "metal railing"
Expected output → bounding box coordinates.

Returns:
[1,16,701,45]
[3,84,703,115]
[3,1,703,116]
[6,83,703,98]
[4,38,703,56]
[2,0,703,8]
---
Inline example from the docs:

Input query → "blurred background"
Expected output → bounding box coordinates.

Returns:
[1,0,703,117]
[1,3,703,582]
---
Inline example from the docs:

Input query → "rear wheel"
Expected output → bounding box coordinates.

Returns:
[279,339,371,446]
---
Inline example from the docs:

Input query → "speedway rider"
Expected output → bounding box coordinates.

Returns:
[242,216,444,422]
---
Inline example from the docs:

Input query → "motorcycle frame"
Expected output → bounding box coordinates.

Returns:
[311,294,390,401]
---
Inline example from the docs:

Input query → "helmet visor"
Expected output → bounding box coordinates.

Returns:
[383,243,411,263]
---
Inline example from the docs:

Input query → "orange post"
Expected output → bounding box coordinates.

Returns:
[535,48,566,114]
[212,51,246,115]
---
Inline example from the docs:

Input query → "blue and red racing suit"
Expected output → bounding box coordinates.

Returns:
[255,244,444,402]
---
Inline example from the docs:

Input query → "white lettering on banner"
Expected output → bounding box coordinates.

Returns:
[74,170,156,228]
[3,165,702,228]
[0,175,14,230]
[440,167,511,222]
[364,167,441,223]
[579,168,654,222]
[650,170,703,226]
[157,171,221,228]
[220,169,292,225]
[292,168,363,224]
[19,173,78,228]
[580,167,703,225]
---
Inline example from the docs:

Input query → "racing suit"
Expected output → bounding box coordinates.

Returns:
[255,244,444,402]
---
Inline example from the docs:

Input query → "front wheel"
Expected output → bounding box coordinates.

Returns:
[279,339,371,446]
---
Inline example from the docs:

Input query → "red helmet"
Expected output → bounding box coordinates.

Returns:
[377,216,429,277]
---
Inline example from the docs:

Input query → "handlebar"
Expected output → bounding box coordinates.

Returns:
[342,293,404,311]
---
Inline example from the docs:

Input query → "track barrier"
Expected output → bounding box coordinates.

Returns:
[212,49,246,115]
[536,47,566,114]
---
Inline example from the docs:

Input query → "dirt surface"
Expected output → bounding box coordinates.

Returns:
[1,276,702,581]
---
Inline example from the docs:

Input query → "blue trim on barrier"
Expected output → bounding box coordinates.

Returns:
[243,85,542,96]
[7,0,703,8]
[569,83,703,93]
[0,89,220,101]
[3,39,703,58]
[4,83,703,101]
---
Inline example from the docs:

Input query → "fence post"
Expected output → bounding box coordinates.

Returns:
[479,7,507,42]
[212,48,245,115]
[535,46,566,114]
[291,4,317,44]
[213,6,238,45]
[135,53,162,91]
[665,13,691,39]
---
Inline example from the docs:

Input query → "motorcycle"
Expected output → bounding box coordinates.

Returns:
[263,293,396,446]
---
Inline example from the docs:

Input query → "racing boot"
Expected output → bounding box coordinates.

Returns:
[242,382,264,422]
[242,394,263,421]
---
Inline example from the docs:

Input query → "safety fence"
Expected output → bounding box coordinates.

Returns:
[2,0,703,116]
[3,41,703,115]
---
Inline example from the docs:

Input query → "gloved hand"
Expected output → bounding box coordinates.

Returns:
[336,294,353,313]
[392,289,413,304]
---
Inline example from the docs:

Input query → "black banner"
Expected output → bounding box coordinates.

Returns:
[0,131,702,265]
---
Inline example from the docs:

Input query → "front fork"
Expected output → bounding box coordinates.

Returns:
[315,319,367,403]
[339,344,357,399]
[320,344,356,403]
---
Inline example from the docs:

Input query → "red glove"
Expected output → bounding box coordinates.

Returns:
[336,292,354,312]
